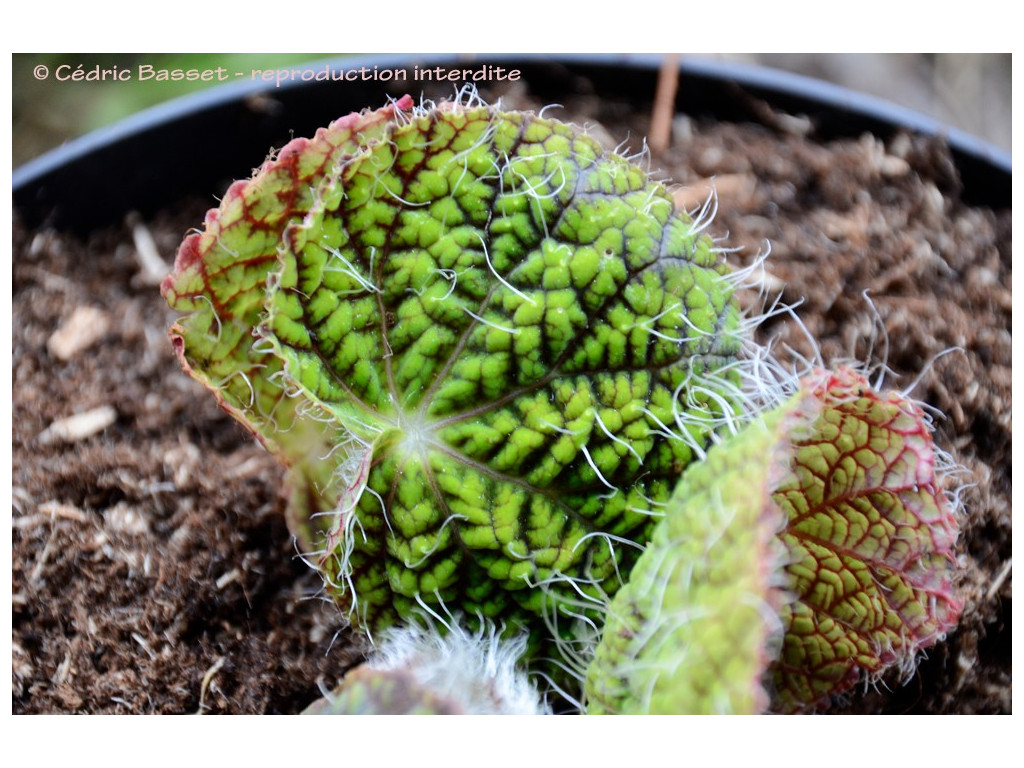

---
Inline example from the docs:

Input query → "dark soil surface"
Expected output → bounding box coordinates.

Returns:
[12,86,1011,714]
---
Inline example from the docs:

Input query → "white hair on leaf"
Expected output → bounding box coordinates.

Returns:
[366,621,550,715]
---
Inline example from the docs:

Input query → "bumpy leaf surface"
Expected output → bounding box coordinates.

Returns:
[770,367,961,712]
[164,97,743,652]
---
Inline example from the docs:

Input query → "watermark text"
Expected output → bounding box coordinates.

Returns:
[33,62,522,87]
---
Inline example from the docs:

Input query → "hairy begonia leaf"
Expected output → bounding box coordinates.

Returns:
[163,96,744,657]
[584,367,960,714]
[584,390,808,714]
[769,367,961,712]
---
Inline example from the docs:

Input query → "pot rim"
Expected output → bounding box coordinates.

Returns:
[13,52,1011,227]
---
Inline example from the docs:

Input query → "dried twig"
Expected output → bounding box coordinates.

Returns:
[649,53,680,152]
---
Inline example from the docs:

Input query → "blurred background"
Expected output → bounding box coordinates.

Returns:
[714,53,1011,151]
[12,52,1011,168]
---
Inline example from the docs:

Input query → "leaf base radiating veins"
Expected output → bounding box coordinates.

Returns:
[164,94,744,666]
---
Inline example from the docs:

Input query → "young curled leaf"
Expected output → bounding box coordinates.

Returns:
[584,367,961,714]
[302,667,463,715]
[584,390,808,714]
[302,623,547,715]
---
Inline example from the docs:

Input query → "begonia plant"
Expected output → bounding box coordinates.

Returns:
[163,92,961,713]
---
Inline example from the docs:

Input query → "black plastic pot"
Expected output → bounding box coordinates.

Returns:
[13,53,1011,235]
[13,53,1012,718]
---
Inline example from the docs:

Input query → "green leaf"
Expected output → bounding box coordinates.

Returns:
[584,389,808,714]
[163,97,745,664]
